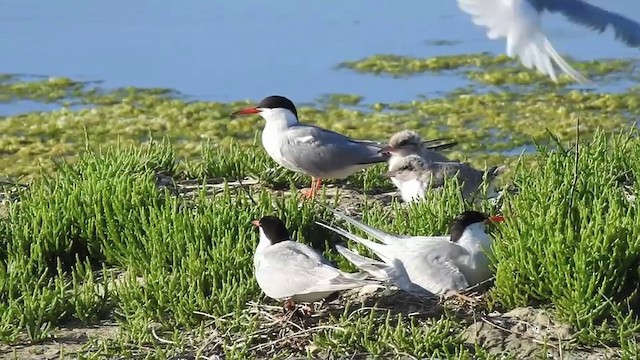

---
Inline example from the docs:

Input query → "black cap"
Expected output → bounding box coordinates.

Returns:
[449,211,489,243]
[256,215,291,244]
[257,95,298,118]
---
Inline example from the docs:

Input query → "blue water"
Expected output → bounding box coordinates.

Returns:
[1,0,639,110]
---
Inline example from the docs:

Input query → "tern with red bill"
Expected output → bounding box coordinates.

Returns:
[231,95,387,199]
[458,0,640,83]
[251,216,380,309]
[317,209,505,296]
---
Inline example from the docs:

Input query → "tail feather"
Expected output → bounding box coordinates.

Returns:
[329,209,401,246]
[335,245,392,281]
[315,221,394,265]
[541,38,590,84]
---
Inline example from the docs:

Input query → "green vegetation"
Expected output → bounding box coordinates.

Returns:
[0,130,638,358]
[0,139,484,358]
[338,52,636,85]
[2,54,640,179]
[1,53,640,358]
[491,131,640,353]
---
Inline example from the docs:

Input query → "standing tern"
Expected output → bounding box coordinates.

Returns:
[384,154,506,203]
[251,215,378,309]
[458,0,640,83]
[317,210,504,296]
[232,96,387,199]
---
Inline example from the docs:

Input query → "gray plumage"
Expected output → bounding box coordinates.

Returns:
[385,154,506,203]
[530,0,640,47]
[319,210,496,296]
[387,130,456,166]
[274,124,387,179]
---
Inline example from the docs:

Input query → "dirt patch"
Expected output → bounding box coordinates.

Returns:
[0,320,119,360]
[461,307,621,359]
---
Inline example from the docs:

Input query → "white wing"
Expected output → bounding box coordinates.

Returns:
[336,245,435,296]
[256,241,371,300]
[458,0,588,83]
[319,219,470,295]
[335,244,392,280]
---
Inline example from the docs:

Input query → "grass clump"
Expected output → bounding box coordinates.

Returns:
[0,139,175,343]
[491,129,640,347]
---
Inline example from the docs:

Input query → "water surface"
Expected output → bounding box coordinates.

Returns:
[1,0,639,107]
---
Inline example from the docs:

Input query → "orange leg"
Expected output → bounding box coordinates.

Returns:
[302,178,323,199]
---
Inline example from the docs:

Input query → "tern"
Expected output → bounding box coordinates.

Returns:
[380,130,458,168]
[384,154,506,203]
[317,209,504,296]
[251,215,378,309]
[232,95,387,199]
[380,130,458,194]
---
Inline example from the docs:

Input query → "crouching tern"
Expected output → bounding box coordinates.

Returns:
[232,95,387,199]
[384,154,507,203]
[381,130,458,167]
[380,130,458,194]
[317,209,504,296]
[458,0,640,83]
[251,215,380,308]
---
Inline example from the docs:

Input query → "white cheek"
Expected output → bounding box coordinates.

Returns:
[260,108,298,125]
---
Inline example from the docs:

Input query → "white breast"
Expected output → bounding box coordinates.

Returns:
[395,178,426,203]
[262,126,303,175]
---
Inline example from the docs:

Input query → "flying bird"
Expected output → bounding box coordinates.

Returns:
[458,0,640,82]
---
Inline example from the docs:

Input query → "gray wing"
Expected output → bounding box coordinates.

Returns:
[400,240,470,295]
[280,125,387,178]
[533,0,640,46]
[257,242,369,300]
[420,162,485,193]
[419,148,452,163]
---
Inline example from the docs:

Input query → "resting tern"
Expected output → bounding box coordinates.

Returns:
[458,0,640,83]
[318,210,504,296]
[384,154,506,203]
[380,130,458,168]
[380,130,458,193]
[251,215,377,308]
[232,95,387,199]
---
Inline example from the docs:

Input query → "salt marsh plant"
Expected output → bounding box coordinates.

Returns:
[491,130,640,350]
